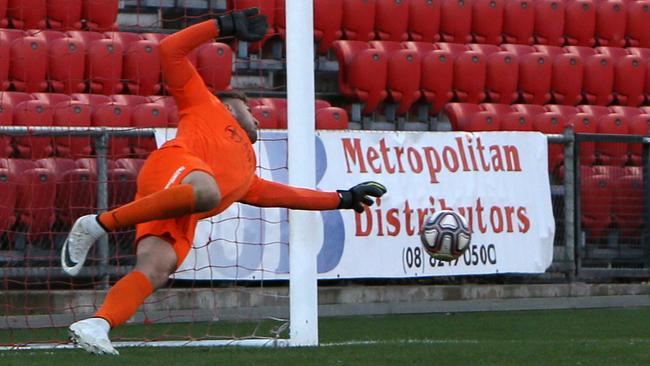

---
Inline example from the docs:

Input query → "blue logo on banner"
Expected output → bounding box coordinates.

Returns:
[258,132,345,274]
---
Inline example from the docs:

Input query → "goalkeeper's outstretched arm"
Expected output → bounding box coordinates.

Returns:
[159,9,267,110]
[240,177,387,212]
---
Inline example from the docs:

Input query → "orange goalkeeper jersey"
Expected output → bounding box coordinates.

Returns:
[158,20,340,216]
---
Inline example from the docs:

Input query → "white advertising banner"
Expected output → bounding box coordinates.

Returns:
[154,129,555,280]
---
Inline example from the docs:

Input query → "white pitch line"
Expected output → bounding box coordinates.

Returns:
[321,338,650,347]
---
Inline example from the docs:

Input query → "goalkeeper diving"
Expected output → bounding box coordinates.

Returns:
[60,8,387,355]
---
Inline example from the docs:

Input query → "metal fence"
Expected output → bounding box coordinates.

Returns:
[0,127,648,285]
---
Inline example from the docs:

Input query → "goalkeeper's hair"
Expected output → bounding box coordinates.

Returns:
[214,90,248,103]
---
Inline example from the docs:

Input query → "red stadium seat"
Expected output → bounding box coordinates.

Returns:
[545,104,578,118]
[403,41,437,54]
[252,105,279,129]
[577,104,611,118]
[7,0,46,29]
[484,51,519,104]
[78,157,135,210]
[596,114,630,166]
[65,30,104,45]
[533,0,565,46]
[86,39,124,95]
[0,91,32,107]
[517,52,552,104]
[148,96,178,127]
[449,50,487,103]
[627,47,650,60]
[0,102,12,157]
[440,0,472,43]
[581,54,614,106]
[612,171,643,238]
[51,101,92,159]
[502,0,535,45]
[418,49,454,115]
[131,103,168,158]
[628,113,650,165]
[0,28,24,45]
[12,100,53,159]
[564,0,596,46]
[565,45,598,58]
[316,107,349,129]
[82,0,118,31]
[472,0,505,45]
[571,113,597,165]
[47,0,82,30]
[370,41,421,115]
[500,43,534,56]
[257,97,287,127]
[468,44,502,56]
[123,40,162,96]
[314,0,343,54]
[0,0,7,28]
[91,103,131,158]
[0,165,16,234]
[452,50,487,104]
[71,93,111,107]
[626,0,650,48]
[140,33,166,44]
[8,159,56,239]
[482,103,532,131]
[408,0,441,43]
[0,37,9,91]
[375,0,409,42]
[317,99,334,110]
[550,53,584,106]
[444,103,482,131]
[196,42,232,92]
[115,158,144,177]
[609,106,642,119]
[30,29,66,43]
[437,42,470,55]
[104,31,141,47]
[342,0,376,41]
[513,104,567,172]
[467,110,500,131]
[32,93,72,106]
[47,37,86,94]
[332,40,388,114]
[111,94,149,107]
[580,169,613,239]
[35,157,96,228]
[597,47,646,107]
[10,35,47,92]
[595,0,626,47]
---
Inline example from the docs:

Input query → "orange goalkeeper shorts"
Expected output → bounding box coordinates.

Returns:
[134,146,215,269]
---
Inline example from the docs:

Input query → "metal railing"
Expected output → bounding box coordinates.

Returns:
[0,126,648,283]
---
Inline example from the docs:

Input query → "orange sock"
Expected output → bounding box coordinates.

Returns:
[98,184,196,231]
[94,271,154,328]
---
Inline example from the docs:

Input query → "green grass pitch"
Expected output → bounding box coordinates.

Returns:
[2,308,650,366]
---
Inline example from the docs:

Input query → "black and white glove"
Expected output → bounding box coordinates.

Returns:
[216,8,268,42]
[337,182,387,213]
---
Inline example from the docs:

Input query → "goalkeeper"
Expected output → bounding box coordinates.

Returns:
[61,8,386,355]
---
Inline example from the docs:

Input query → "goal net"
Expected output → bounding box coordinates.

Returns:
[0,0,318,350]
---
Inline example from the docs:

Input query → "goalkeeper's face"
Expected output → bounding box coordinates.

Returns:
[223,98,259,143]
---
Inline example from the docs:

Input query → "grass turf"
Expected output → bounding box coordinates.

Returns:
[1,308,650,365]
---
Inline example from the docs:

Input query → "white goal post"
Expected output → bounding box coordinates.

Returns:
[286,0,319,347]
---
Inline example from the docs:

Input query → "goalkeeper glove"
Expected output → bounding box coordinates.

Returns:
[216,8,268,42]
[337,182,387,213]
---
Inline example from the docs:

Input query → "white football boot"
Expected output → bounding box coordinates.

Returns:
[61,214,107,276]
[69,317,119,355]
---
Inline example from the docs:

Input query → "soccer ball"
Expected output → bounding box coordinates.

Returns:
[420,210,471,262]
